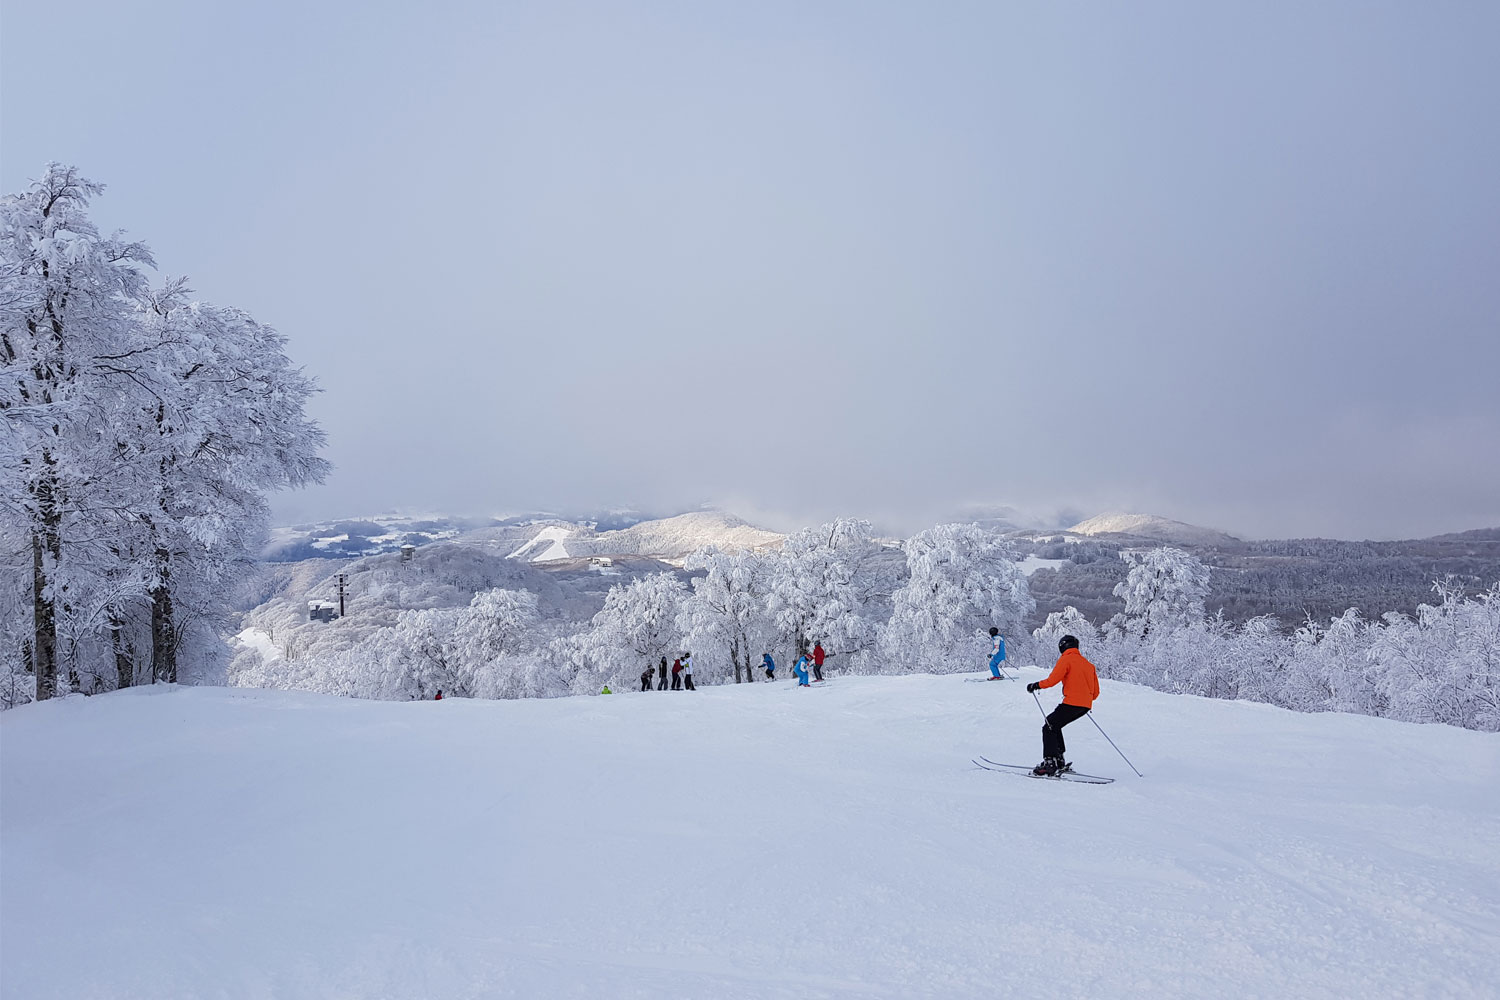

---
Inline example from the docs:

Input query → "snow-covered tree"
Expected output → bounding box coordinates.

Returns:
[1,165,328,701]
[880,523,1034,673]
[1368,580,1500,730]
[765,519,898,671]
[1110,546,1211,640]
[679,546,775,683]
[1280,608,1377,716]
[579,572,687,688]
[125,287,328,683]
[1,164,153,699]
[1032,606,1100,663]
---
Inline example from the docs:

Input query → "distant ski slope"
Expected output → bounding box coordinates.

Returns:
[3,670,1497,999]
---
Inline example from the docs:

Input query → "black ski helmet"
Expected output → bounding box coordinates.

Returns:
[989,627,999,637]
[1058,634,1080,654]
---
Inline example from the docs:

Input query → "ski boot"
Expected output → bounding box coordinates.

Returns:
[1032,757,1064,776]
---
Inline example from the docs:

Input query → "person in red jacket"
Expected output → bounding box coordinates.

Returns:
[812,641,827,682]
[1026,635,1099,775]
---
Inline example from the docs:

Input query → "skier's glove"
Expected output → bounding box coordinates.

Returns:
[1026,682,1040,693]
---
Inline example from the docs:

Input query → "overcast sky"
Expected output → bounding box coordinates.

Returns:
[4,1,1497,540]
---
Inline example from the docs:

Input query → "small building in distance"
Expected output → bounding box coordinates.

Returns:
[400,544,416,562]
[307,600,340,623]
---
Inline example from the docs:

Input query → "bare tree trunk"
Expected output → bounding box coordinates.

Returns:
[151,549,176,683]
[111,614,134,690]
[31,528,58,700]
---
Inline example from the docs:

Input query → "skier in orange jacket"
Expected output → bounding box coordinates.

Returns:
[1026,635,1099,775]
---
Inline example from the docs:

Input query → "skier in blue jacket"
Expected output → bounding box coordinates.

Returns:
[987,627,1008,680]
[763,652,776,680]
[793,653,812,687]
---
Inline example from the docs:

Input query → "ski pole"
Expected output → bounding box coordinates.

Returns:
[1030,690,1049,721]
[1087,712,1144,777]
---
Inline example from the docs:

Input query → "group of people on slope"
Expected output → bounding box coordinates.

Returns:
[761,641,828,687]
[640,642,834,691]
[640,653,696,692]
[626,625,1097,779]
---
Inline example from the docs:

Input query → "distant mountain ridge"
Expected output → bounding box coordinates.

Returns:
[264,510,784,564]
[1068,512,1242,548]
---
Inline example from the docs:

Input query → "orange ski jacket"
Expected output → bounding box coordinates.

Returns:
[1039,649,1100,708]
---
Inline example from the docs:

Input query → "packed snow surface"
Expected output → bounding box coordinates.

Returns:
[3,672,1498,999]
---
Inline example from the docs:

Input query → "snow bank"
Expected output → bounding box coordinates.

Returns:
[3,674,1497,999]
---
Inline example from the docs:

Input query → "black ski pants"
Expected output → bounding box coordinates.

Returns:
[1042,703,1091,759]
[812,662,824,682]
[672,674,681,690]
[658,669,667,690]
[684,675,695,691]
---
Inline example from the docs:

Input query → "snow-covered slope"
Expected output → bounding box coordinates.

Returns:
[504,524,574,562]
[575,511,783,562]
[501,511,784,565]
[3,675,1496,999]
[1070,511,1242,547]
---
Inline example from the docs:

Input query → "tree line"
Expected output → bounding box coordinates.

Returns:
[228,530,1499,732]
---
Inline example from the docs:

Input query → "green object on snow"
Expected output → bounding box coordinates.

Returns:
[601,686,612,695]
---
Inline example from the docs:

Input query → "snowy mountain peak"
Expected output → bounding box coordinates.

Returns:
[1069,512,1241,547]
[498,511,785,565]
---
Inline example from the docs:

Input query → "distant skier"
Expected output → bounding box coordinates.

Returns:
[658,656,668,691]
[987,627,1008,680]
[812,641,827,682]
[793,653,812,687]
[682,651,696,691]
[1026,635,1100,775]
[763,652,776,680]
[434,690,443,701]
[671,657,683,690]
[640,666,654,692]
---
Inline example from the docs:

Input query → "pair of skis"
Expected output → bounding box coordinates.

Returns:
[971,756,1114,784]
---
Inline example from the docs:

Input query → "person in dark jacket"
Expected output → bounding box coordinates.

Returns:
[658,656,668,691]
[640,666,653,692]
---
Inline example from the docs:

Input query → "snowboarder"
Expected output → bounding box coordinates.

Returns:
[1026,635,1100,775]
[762,652,776,680]
[682,651,696,691]
[812,641,827,682]
[987,627,1007,679]
[793,653,812,687]
[658,656,668,691]
[640,666,654,692]
[671,657,683,690]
